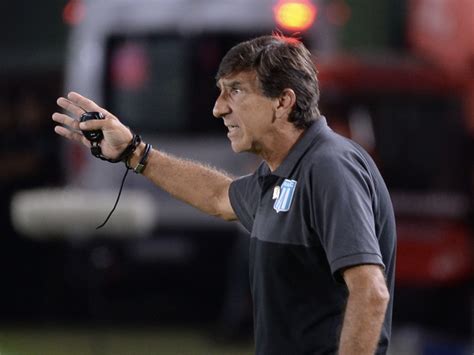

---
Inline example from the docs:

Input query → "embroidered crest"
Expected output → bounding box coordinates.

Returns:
[273,179,297,213]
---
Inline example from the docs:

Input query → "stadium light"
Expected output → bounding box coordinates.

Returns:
[273,0,318,32]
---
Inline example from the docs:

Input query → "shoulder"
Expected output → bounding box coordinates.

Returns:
[307,131,372,177]
[296,131,380,203]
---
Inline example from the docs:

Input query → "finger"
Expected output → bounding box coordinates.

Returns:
[78,118,107,131]
[67,92,111,117]
[57,97,86,118]
[52,112,81,131]
[54,125,91,147]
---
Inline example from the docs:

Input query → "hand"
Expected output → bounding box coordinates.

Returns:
[52,92,133,160]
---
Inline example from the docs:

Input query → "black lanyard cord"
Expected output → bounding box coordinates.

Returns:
[96,166,130,229]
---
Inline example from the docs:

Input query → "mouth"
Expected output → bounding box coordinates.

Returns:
[225,124,240,138]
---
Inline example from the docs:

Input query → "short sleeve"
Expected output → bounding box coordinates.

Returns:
[229,173,260,232]
[311,151,385,280]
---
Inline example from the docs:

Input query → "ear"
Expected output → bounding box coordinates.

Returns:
[274,88,296,120]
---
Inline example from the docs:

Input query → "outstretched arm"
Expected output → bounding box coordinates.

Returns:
[339,264,389,355]
[52,92,237,221]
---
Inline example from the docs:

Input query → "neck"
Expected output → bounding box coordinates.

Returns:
[258,124,306,171]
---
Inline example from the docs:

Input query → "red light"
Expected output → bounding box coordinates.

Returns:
[111,43,150,90]
[274,0,317,32]
[63,0,85,26]
[325,0,351,26]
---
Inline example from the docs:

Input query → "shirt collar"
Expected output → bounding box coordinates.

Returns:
[257,116,328,179]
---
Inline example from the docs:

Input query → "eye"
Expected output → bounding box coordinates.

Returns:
[231,88,241,96]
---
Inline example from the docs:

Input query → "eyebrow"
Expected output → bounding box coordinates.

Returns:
[216,80,243,90]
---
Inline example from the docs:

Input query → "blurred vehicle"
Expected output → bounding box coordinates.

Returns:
[316,1,474,346]
[63,0,325,227]
[317,53,472,343]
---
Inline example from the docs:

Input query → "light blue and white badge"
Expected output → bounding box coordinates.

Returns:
[273,179,297,213]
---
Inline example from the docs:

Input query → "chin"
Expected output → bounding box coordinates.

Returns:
[230,141,248,154]
[230,144,243,153]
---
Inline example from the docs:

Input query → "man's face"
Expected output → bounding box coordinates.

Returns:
[213,71,277,154]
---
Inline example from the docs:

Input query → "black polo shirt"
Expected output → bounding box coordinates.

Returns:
[229,117,396,355]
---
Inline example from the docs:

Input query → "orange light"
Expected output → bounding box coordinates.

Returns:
[274,0,317,32]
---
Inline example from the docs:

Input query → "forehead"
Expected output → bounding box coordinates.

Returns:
[217,70,259,89]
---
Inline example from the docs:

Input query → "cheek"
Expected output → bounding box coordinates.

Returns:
[235,98,273,134]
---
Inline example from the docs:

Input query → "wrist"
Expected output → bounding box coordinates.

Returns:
[117,130,134,152]
[126,141,153,174]
[127,142,146,169]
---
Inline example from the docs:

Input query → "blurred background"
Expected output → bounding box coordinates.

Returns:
[0,0,472,354]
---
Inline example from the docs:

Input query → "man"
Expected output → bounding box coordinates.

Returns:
[52,35,396,354]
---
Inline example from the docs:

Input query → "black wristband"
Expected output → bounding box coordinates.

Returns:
[132,143,152,174]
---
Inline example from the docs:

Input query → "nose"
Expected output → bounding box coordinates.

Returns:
[212,92,231,119]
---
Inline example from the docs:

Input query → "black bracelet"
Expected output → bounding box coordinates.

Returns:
[90,130,141,164]
[131,143,152,174]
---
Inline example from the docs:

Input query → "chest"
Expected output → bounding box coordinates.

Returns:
[251,175,317,247]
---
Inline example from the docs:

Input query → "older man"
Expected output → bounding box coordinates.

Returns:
[53,34,396,355]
